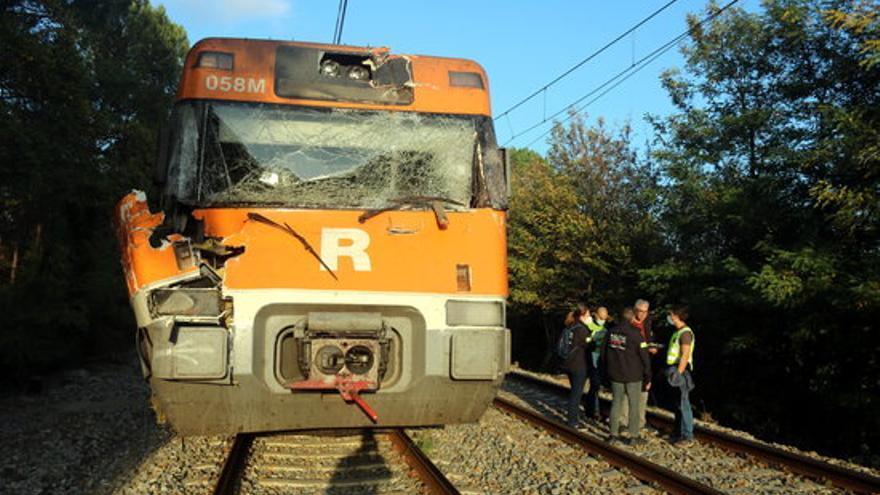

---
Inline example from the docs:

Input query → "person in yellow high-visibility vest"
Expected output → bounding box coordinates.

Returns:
[583,306,609,420]
[665,305,696,445]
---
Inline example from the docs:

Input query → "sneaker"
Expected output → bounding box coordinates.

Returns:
[627,437,647,447]
[673,437,695,447]
[607,435,624,445]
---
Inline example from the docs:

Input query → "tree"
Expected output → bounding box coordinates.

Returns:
[645,0,880,464]
[0,1,187,373]
[506,148,593,365]
[507,116,661,366]
[547,113,664,304]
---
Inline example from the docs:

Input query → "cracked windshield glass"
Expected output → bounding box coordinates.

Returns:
[167,102,477,209]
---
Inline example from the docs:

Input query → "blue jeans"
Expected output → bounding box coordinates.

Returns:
[669,368,694,440]
[565,367,588,427]
[583,353,601,417]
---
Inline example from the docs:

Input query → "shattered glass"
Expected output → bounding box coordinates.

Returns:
[166,101,484,209]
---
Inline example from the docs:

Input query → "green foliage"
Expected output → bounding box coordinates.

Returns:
[645,0,880,465]
[0,1,187,374]
[510,0,880,465]
[747,245,836,307]
[507,147,598,312]
[823,1,880,68]
[507,116,663,317]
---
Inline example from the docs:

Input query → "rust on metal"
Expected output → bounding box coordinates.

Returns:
[386,429,460,495]
[493,397,722,495]
[212,433,253,495]
[507,372,880,495]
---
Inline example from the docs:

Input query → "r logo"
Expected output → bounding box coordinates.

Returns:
[320,228,372,272]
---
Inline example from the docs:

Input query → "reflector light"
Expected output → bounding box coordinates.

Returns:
[446,300,505,327]
[196,51,234,70]
[448,71,484,89]
[456,264,471,292]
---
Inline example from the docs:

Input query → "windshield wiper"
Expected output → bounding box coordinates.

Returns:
[247,212,338,280]
[358,196,465,230]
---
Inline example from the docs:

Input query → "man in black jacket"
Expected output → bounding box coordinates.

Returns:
[601,307,651,444]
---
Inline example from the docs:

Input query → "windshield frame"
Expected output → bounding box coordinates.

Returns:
[162,100,506,211]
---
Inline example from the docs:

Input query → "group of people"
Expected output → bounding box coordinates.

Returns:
[559,299,696,446]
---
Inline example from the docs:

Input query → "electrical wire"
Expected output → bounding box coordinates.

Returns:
[506,0,741,147]
[333,0,349,45]
[494,0,680,122]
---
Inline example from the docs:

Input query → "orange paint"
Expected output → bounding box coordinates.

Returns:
[115,196,507,296]
[114,193,198,294]
[194,208,507,296]
[178,38,492,117]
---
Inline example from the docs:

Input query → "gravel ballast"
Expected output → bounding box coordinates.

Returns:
[2,358,874,494]
[504,368,879,494]
[408,407,662,495]
[0,357,230,495]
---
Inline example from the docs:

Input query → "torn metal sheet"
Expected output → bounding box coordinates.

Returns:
[114,191,199,294]
[275,45,414,105]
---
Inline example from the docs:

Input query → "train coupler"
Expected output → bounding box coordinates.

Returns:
[288,375,379,423]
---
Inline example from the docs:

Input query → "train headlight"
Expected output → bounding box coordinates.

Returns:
[347,65,370,81]
[446,300,504,327]
[196,51,234,70]
[320,59,341,77]
[150,288,222,317]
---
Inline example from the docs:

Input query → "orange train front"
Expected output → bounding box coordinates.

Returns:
[115,38,511,434]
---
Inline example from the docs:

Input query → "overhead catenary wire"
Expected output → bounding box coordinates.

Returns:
[520,37,682,148]
[332,0,349,45]
[509,30,690,146]
[506,0,742,148]
[494,0,680,122]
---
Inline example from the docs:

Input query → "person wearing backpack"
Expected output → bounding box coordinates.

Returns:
[559,306,590,428]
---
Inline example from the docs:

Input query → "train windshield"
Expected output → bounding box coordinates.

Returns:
[164,101,500,209]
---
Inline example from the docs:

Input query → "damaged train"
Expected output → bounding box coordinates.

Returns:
[114,38,511,435]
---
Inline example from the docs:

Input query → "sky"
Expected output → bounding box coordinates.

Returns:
[156,0,762,154]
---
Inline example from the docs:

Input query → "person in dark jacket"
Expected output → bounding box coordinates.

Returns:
[621,298,655,429]
[561,306,590,427]
[601,307,651,444]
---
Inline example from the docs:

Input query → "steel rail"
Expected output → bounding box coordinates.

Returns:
[386,429,461,495]
[493,396,723,495]
[212,433,254,495]
[507,371,880,494]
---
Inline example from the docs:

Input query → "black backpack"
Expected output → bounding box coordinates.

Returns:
[556,325,577,361]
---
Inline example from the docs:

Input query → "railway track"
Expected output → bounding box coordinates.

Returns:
[492,396,722,495]
[212,429,459,495]
[205,373,879,494]
[505,370,880,494]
